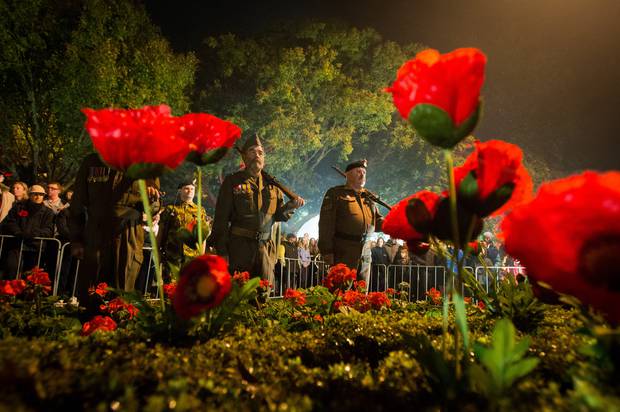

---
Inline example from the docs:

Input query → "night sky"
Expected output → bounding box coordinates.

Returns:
[146,0,620,172]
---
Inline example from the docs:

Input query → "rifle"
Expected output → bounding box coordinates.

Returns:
[234,146,301,201]
[331,166,392,211]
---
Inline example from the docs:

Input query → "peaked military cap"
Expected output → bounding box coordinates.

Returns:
[240,133,263,153]
[345,159,368,172]
[177,178,197,189]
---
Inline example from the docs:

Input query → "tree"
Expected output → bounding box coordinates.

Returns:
[192,23,447,228]
[0,0,197,183]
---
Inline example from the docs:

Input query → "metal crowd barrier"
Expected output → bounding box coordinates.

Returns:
[367,264,477,301]
[474,265,526,293]
[0,234,64,284]
[272,256,328,298]
[54,244,162,298]
[1,233,526,302]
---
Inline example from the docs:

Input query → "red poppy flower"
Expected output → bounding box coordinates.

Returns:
[367,292,391,310]
[89,282,109,297]
[455,140,533,217]
[80,315,117,336]
[26,268,51,293]
[17,210,29,218]
[259,279,272,290]
[163,282,177,300]
[178,113,242,165]
[173,254,232,320]
[426,287,442,305]
[382,190,441,244]
[0,279,27,296]
[323,263,357,292]
[386,48,486,148]
[467,241,481,256]
[502,171,620,325]
[233,271,250,284]
[340,290,370,312]
[82,105,191,176]
[284,288,307,306]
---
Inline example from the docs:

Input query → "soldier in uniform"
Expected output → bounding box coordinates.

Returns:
[210,134,304,285]
[158,179,209,279]
[318,159,384,285]
[69,153,160,301]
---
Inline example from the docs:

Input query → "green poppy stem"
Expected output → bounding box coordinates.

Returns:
[196,166,203,250]
[445,149,462,378]
[138,179,165,311]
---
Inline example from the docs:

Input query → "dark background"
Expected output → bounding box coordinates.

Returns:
[146,0,620,172]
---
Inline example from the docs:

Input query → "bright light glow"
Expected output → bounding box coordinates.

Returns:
[296,214,319,239]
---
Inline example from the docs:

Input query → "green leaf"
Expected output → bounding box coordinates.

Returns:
[239,277,261,301]
[505,357,539,384]
[454,293,470,350]
[473,318,539,396]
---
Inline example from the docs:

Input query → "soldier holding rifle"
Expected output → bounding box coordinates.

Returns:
[318,159,386,285]
[210,134,304,285]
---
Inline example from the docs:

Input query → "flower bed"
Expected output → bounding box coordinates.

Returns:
[0,300,617,411]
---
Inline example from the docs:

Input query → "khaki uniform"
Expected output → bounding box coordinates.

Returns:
[69,153,160,298]
[318,186,383,281]
[158,201,209,274]
[210,170,294,283]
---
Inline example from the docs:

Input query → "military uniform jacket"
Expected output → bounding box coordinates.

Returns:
[318,185,383,255]
[158,201,209,262]
[211,170,293,256]
[69,153,160,247]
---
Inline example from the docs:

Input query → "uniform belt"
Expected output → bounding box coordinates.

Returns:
[231,226,271,241]
[335,231,367,242]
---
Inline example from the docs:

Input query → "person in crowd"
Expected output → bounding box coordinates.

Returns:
[384,238,400,263]
[308,237,320,257]
[307,237,321,282]
[281,233,299,289]
[371,237,391,291]
[318,159,383,287]
[274,238,286,294]
[391,245,412,292]
[157,179,209,281]
[482,232,500,266]
[298,237,312,287]
[69,153,160,303]
[209,134,304,287]
[1,185,55,277]
[63,189,74,204]
[11,181,28,203]
[41,181,68,289]
[0,171,15,224]
[43,182,67,215]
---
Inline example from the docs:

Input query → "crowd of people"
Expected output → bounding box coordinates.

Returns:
[275,232,322,291]
[1,133,521,305]
[0,173,72,282]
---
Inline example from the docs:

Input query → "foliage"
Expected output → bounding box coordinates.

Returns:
[193,23,444,224]
[493,275,546,333]
[0,0,197,183]
[0,306,616,410]
[470,319,540,399]
[0,295,82,339]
